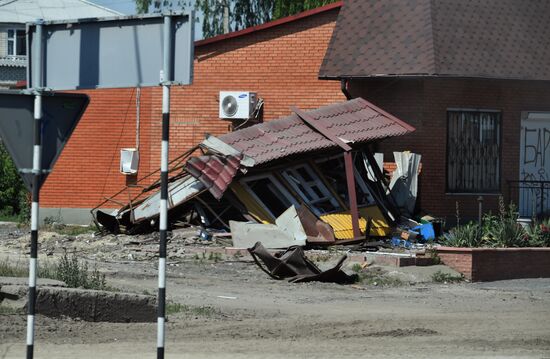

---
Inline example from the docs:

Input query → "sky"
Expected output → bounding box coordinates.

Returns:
[90,0,204,39]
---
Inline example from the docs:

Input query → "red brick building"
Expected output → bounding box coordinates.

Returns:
[320,0,550,222]
[40,3,345,223]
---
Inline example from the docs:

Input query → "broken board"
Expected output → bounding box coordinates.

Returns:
[230,206,307,249]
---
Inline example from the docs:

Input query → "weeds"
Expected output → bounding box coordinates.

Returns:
[525,218,550,247]
[351,263,363,273]
[208,252,222,263]
[56,251,108,290]
[0,252,111,291]
[166,302,218,317]
[446,197,550,248]
[354,267,404,287]
[55,225,96,236]
[0,305,21,315]
[0,258,27,277]
[431,270,464,283]
[483,199,527,247]
[443,222,484,247]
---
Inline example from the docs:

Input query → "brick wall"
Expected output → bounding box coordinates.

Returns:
[438,247,550,281]
[40,88,155,208]
[40,8,344,209]
[348,78,550,221]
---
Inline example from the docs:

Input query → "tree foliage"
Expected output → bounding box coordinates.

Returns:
[0,141,27,218]
[135,0,191,14]
[272,0,336,20]
[195,0,272,37]
[135,0,338,38]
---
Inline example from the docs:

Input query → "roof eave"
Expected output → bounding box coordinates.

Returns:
[320,73,550,81]
[195,1,342,47]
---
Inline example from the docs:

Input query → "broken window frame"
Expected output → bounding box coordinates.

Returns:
[281,163,342,216]
[240,173,300,220]
[446,109,501,193]
[315,152,376,207]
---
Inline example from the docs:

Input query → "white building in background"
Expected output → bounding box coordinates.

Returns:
[0,0,120,87]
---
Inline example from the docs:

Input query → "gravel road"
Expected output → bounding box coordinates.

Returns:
[1,223,549,358]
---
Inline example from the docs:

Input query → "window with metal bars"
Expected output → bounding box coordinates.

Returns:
[446,109,501,193]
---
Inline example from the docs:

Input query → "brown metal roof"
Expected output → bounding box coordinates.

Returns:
[185,154,242,200]
[319,0,550,80]
[218,97,415,166]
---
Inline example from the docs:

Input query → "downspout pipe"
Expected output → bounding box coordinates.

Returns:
[340,78,352,100]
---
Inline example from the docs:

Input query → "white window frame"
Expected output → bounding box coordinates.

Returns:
[316,153,376,206]
[7,28,25,57]
[240,174,299,219]
[281,163,341,216]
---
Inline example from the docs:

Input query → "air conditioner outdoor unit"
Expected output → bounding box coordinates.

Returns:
[219,91,257,119]
[120,148,139,175]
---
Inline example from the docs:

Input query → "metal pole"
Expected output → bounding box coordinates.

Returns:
[477,196,483,225]
[157,14,172,359]
[540,181,544,217]
[344,152,361,239]
[27,20,43,359]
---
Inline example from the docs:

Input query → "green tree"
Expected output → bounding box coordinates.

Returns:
[135,0,190,14]
[0,141,27,218]
[273,0,336,20]
[195,0,338,38]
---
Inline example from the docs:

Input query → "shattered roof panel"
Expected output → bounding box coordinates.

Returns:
[219,97,415,165]
[185,154,242,200]
[319,0,550,80]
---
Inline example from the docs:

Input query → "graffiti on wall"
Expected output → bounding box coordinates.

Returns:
[519,113,550,216]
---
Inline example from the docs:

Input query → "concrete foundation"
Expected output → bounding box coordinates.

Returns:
[39,207,98,225]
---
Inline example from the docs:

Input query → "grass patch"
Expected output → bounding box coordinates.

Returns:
[0,214,20,223]
[0,258,28,277]
[0,305,21,315]
[208,252,223,263]
[166,302,218,317]
[351,263,363,273]
[431,270,464,283]
[355,267,404,287]
[47,225,96,236]
[0,252,113,291]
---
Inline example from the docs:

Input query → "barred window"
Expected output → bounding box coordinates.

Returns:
[447,110,501,193]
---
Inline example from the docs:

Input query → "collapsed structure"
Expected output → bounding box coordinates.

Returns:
[94,97,416,245]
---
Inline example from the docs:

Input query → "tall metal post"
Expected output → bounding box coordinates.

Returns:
[344,151,361,239]
[157,14,172,359]
[27,19,43,359]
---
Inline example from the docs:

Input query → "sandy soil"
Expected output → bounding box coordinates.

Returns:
[1,223,550,358]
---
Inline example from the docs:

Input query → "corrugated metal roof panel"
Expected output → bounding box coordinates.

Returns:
[219,97,414,165]
[185,154,242,200]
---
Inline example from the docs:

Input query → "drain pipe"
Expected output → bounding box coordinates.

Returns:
[340,78,352,100]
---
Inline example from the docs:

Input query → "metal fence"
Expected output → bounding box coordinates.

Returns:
[508,180,550,218]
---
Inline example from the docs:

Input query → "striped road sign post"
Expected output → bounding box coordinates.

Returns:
[26,20,43,359]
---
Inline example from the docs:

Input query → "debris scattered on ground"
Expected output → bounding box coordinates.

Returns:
[248,242,357,284]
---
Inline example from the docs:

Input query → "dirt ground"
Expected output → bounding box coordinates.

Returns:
[1,222,550,358]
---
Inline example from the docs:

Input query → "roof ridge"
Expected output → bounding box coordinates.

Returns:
[0,0,17,8]
[74,0,123,15]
